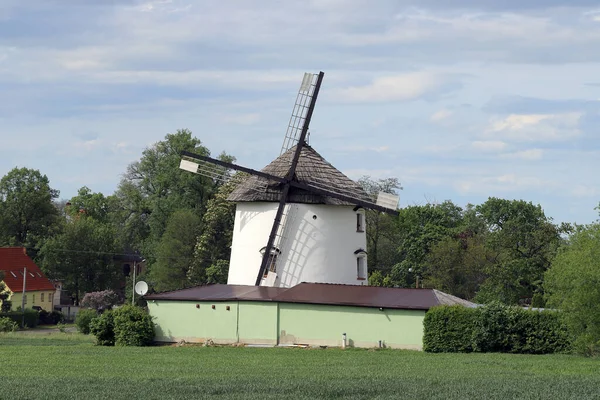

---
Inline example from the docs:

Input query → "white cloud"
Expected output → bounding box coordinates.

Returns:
[431,109,452,121]
[73,139,101,152]
[341,145,390,153]
[455,173,550,194]
[487,112,582,141]
[571,184,598,197]
[220,113,261,126]
[331,72,444,103]
[471,140,507,152]
[501,148,544,160]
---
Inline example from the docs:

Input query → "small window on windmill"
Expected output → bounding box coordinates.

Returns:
[259,246,281,278]
[354,249,367,280]
[354,207,365,232]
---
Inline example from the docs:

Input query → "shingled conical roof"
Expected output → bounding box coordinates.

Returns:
[227,145,371,205]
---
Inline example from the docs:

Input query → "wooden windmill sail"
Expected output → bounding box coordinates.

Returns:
[180,71,399,286]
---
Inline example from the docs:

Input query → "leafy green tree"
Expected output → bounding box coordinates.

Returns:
[474,198,563,305]
[149,209,201,292]
[67,186,119,224]
[114,129,233,266]
[545,223,600,356]
[0,167,60,251]
[188,178,237,284]
[390,200,465,287]
[39,215,120,304]
[426,234,492,300]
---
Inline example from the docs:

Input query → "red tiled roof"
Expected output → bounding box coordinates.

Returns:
[0,247,55,292]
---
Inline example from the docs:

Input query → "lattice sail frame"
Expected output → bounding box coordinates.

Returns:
[179,156,268,195]
[280,73,320,155]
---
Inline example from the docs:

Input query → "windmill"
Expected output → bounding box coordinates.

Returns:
[179,71,399,287]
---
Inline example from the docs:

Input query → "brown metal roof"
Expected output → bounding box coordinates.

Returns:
[145,284,288,302]
[273,283,449,310]
[227,145,371,205]
[146,282,476,310]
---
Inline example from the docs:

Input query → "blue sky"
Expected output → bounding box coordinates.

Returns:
[1,0,599,224]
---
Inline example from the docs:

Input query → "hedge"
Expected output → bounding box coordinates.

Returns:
[0,309,39,328]
[423,303,571,354]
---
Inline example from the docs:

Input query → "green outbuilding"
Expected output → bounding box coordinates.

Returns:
[146,283,474,350]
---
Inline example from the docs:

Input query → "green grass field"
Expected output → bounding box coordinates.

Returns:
[1,332,598,400]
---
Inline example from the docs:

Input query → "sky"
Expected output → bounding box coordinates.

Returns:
[0,0,599,225]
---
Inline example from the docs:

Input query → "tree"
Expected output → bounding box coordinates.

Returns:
[357,176,402,274]
[188,177,237,284]
[545,223,600,355]
[0,271,12,312]
[114,129,233,266]
[39,215,120,304]
[390,200,465,287]
[67,186,119,224]
[0,167,60,251]
[149,209,201,292]
[80,290,120,311]
[474,198,563,305]
[425,234,492,300]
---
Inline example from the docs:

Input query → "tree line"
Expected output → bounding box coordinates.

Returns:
[0,130,597,317]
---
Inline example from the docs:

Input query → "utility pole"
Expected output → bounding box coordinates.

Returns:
[21,267,27,327]
[132,260,137,305]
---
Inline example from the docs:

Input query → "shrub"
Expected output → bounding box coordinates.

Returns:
[75,309,98,334]
[1,300,12,313]
[0,309,38,328]
[112,305,154,346]
[0,317,18,332]
[423,305,474,353]
[23,309,39,328]
[39,310,64,325]
[423,303,570,354]
[81,290,120,311]
[90,311,115,346]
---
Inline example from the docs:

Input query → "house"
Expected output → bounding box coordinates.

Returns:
[0,247,55,311]
[147,282,476,350]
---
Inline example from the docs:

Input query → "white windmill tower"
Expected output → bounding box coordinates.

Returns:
[179,71,399,288]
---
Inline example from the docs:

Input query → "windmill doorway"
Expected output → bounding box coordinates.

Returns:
[259,246,281,278]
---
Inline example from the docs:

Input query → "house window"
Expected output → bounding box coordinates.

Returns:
[354,249,367,280]
[23,294,27,304]
[354,207,365,232]
[41,293,45,302]
[259,246,281,278]
[33,294,35,304]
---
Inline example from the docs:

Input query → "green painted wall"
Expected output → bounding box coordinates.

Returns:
[278,303,425,349]
[238,302,278,344]
[149,300,426,349]
[149,301,238,343]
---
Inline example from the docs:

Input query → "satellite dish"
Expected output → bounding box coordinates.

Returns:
[134,281,149,296]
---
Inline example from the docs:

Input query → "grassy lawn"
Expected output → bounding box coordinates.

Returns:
[0,333,598,400]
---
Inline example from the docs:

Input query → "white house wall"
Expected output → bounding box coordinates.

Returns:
[227,202,367,287]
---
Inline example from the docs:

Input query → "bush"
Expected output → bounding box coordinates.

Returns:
[0,317,18,332]
[1,300,11,313]
[81,290,120,311]
[423,303,570,354]
[90,311,115,346]
[39,310,64,325]
[112,305,154,346]
[0,309,39,328]
[23,309,39,328]
[423,305,475,353]
[75,309,98,334]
